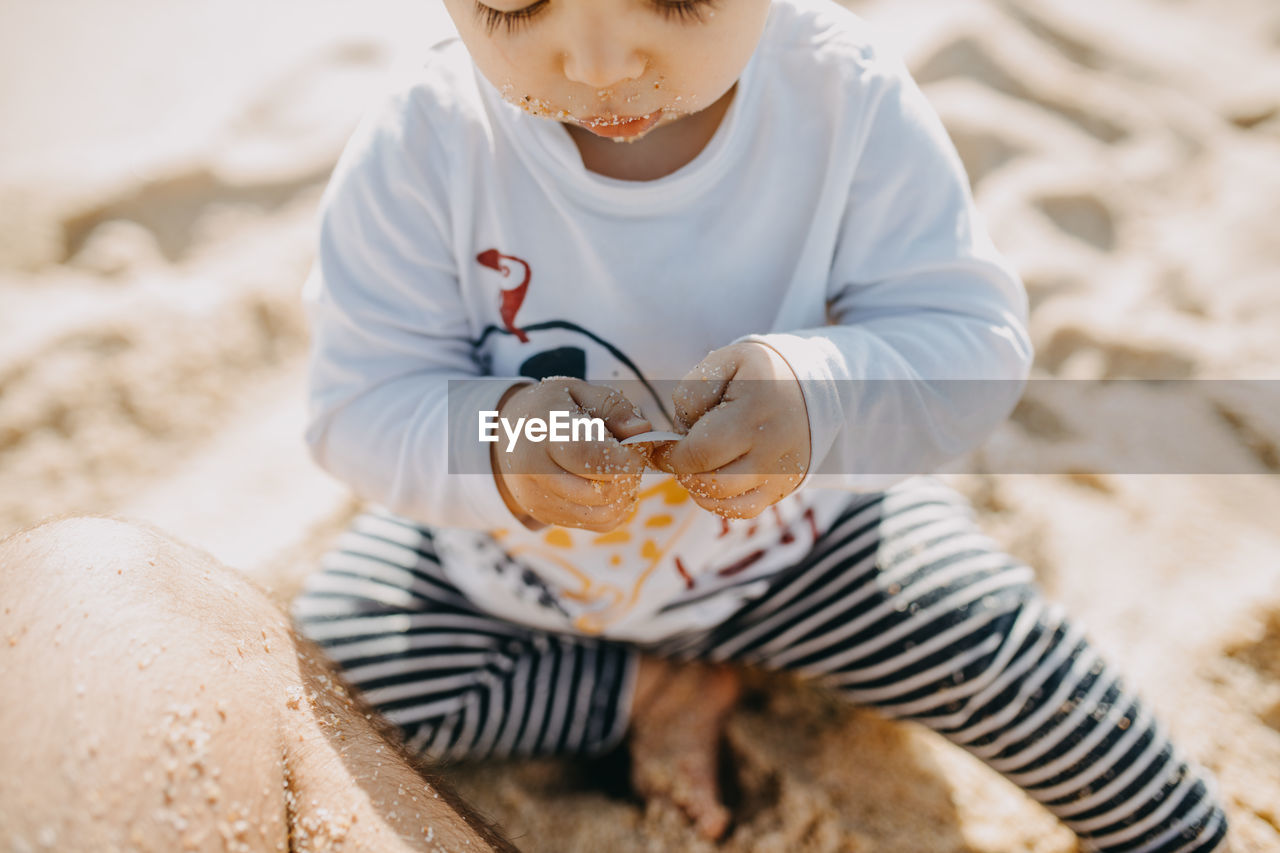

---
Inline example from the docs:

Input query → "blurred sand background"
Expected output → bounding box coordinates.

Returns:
[2,0,1279,849]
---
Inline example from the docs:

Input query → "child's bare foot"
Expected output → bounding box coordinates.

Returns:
[628,654,742,841]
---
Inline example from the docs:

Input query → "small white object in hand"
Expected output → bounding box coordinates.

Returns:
[619,430,685,446]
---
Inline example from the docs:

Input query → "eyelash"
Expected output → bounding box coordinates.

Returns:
[473,0,546,34]
[654,0,718,24]
[473,0,717,36]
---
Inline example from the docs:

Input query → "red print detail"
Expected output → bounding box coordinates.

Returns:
[674,556,695,590]
[804,506,819,540]
[716,550,766,578]
[477,249,532,343]
[773,505,796,544]
[718,518,732,538]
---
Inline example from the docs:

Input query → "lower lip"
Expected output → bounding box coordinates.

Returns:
[579,111,664,139]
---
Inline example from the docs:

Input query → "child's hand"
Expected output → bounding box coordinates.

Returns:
[491,378,654,532]
[651,342,810,519]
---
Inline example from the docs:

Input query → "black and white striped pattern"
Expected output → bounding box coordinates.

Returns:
[291,478,1228,853]
[292,511,634,760]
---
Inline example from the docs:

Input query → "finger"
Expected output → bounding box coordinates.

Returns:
[567,383,652,441]
[658,401,754,475]
[687,485,773,520]
[534,471,614,508]
[670,352,737,429]
[506,461,638,525]
[529,492,639,532]
[647,439,682,474]
[678,456,769,500]
[510,451,639,506]
[551,435,648,481]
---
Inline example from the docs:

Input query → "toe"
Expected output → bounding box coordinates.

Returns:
[678,774,731,841]
[694,800,731,841]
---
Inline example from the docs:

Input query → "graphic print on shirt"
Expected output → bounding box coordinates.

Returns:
[476,249,532,343]
[466,248,825,635]
[483,473,824,635]
[472,248,673,424]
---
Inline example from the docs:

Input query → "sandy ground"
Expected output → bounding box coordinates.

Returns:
[2,0,1279,849]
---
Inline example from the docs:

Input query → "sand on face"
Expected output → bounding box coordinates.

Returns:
[2,0,1279,849]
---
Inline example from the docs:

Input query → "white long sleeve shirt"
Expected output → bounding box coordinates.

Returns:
[303,0,1032,641]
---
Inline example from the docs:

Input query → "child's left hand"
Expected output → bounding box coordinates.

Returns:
[651,342,811,519]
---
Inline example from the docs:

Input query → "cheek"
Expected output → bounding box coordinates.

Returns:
[472,42,523,89]
[446,11,543,93]
[466,40,554,104]
[657,51,743,112]
[659,14,768,102]
[486,34,530,76]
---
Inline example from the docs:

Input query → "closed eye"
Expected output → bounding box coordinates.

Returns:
[473,0,719,36]
[652,0,719,24]
[473,0,549,35]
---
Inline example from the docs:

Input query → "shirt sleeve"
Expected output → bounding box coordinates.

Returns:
[303,86,531,531]
[736,49,1033,492]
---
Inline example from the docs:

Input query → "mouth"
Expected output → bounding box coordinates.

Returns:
[573,110,665,139]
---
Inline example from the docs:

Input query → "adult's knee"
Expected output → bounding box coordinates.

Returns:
[4,514,182,587]
[0,517,296,852]
[4,517,159,623]
[0,514,296,772]
[1,515,291,658]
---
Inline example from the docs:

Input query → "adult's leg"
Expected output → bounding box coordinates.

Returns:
[0,517,516,852]
[665,478,1230,853]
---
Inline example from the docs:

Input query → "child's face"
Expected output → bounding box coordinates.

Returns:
[443,0,772,141]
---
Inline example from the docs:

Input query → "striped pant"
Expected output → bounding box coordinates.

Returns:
[291,478,1228,853]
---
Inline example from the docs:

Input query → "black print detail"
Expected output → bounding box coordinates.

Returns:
[474,321,672,425]
[520,346,587,381]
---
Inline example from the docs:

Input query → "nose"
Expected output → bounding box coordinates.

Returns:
[560,9,647,88]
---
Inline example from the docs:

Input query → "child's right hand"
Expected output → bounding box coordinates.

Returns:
[491,378,654,532]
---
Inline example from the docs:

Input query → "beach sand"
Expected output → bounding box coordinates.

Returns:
[2,0,1279,849]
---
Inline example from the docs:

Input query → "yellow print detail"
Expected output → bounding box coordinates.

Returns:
[500,477,695,635]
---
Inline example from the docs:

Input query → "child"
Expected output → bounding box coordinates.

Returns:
[293,0,1229,849]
